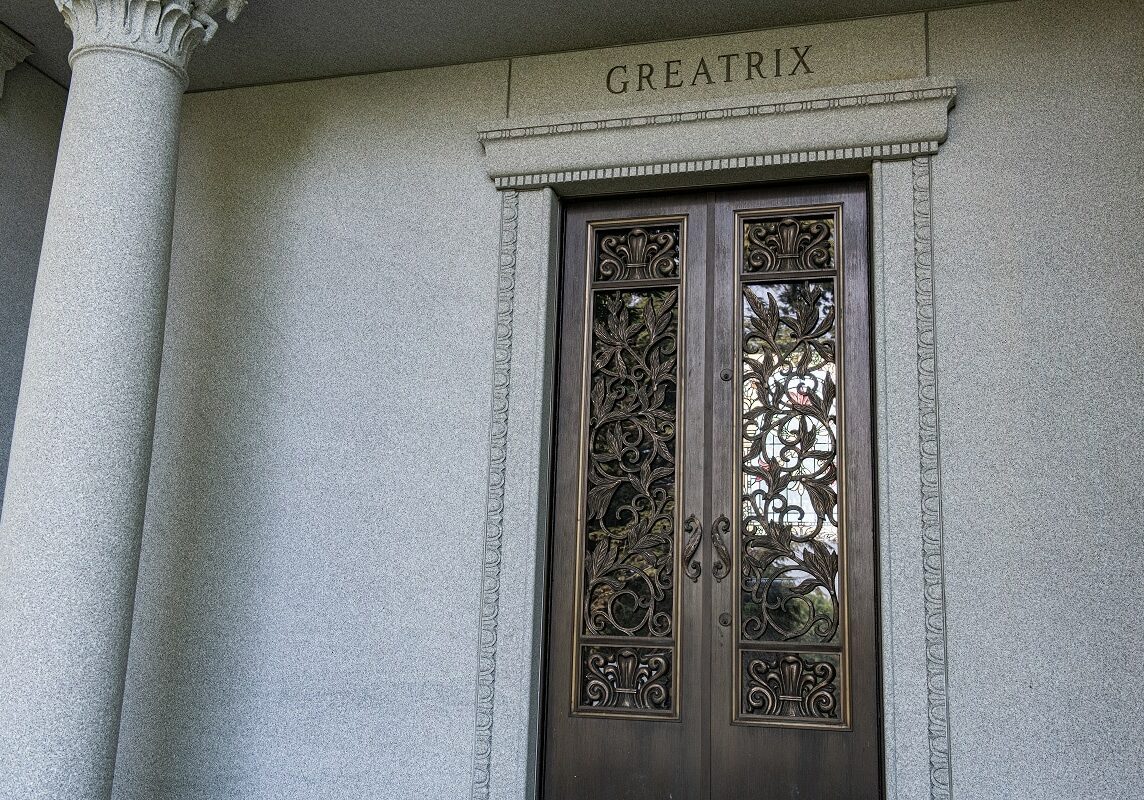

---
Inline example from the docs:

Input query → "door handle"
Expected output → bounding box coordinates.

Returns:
[711,515,731,582]
[683,515,702,582]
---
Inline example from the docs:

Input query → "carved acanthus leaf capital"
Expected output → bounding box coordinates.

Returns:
[55,0,248,86]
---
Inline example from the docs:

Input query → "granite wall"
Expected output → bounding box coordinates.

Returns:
[110,0,1143,798]
[930,2,1144,797]
[111,63,508,800]
[0,63,65,514]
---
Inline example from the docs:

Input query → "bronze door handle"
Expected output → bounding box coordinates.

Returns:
[711,515,731,582]
[683,514,702,582]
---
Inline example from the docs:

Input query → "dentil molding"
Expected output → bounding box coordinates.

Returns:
[0,24,32,100]
[55,0,247,85]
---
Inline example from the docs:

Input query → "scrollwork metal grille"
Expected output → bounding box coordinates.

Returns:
[741,281,840,644]
[575,217,685,718]
[741,651,840,721]
[744,215,835,273]
[582,287,678,641]
[581,645,673,712]
[595,224,681,282]
[735,207,849,729]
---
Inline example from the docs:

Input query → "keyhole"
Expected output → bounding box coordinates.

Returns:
[720,369,731,382]
[718,613,732,627]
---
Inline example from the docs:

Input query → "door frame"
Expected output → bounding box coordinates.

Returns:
[537,180,883,799]
[469,77,957,800]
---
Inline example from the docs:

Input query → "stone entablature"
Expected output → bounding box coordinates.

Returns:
[507,14,927,117]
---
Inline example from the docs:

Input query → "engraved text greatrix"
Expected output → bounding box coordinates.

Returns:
[607,46,813,94]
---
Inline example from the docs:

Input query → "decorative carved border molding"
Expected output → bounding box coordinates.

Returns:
[492,141,939,189]
[480,85,957,143]
[912,156,953,800]
[471,189,520,800]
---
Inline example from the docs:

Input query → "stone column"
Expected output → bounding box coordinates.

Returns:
[0,2,245,798]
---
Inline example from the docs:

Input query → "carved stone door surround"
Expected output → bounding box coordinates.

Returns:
[469,75,958,800]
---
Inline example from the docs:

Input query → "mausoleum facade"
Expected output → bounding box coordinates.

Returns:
[0,1,1140,798]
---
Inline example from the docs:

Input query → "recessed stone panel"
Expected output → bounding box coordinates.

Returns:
[509,14,926,117]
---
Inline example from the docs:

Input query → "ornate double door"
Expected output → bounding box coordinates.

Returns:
[543,180,880,799]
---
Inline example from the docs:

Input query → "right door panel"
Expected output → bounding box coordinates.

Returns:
[709,180,881,799]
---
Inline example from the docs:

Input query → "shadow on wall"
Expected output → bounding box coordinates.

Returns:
[112,84,326,798]
[0,64,67,516]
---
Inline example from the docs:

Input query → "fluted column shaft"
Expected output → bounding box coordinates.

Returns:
[0,3,244,798]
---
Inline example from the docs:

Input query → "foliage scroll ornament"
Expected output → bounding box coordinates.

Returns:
[711,515,732,582]
[0,26,31,100]
[740,281,841,644]
[596,226,680,282]
[583,288,679,639]
[55,0,249,84]
[682,515,702,582]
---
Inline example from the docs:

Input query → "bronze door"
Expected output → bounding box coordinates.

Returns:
[543,180,879,799]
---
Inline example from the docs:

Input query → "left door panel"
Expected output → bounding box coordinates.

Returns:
[542,193,709,800]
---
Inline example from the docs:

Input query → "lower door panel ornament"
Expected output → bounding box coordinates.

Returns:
[581,645,673,712]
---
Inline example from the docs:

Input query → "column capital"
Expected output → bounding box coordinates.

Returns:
[56,0,247,86]
[0,24,32,99]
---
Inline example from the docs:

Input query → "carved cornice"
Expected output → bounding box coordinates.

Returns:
[480,84,957,143]
[55,0,247,85]
[471,190,519,800]
[0,24,32,100]
[479,77,958,188]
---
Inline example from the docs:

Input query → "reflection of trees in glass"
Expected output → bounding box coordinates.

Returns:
[740,281,840,643]
[583,289,678,638]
